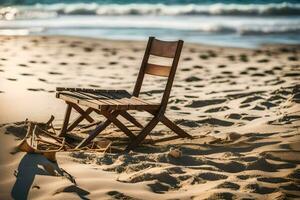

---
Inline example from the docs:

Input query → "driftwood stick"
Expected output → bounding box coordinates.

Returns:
[81,120,103,129]
[36,139,62,147]
[35,126,63,142]
[45,115,55,128]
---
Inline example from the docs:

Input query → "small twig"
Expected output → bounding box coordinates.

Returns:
[60,168,77,185]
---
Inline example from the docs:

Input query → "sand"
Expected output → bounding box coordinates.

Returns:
[0,35,300,199]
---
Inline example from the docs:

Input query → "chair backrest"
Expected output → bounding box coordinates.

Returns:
[132,36,184,112]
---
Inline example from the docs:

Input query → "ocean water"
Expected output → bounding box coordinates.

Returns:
[0,0,300,47]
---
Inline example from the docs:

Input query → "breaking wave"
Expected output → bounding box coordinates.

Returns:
[1,2,300,20]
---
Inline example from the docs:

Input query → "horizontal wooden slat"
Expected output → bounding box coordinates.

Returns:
[150,38,178,58]
[56,90,160,111]
[145,63,171,77]
[58,93,101,110]
[56,87,130,95]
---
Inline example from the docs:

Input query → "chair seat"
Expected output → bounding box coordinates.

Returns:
[56,87,160,111]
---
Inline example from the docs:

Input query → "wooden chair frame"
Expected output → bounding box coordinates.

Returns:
[57,36,192,151]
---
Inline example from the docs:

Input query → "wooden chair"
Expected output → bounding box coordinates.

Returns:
[56,36,192,151]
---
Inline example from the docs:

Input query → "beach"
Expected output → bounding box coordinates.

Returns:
[0,35,299,199]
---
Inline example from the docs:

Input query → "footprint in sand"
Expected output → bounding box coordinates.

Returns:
[205,106,230,113]
[241,116,260,121]
[241,96,264,104]
[7,78,17,81]
[207,50,217,57]
[239,54,249,62]
[245,183,278,194]
[197,172,227,181]
[284,72,300,77]
[132,48,140,52]
[184,95,198,98]
[78,62,88,66]
[59,62,68,66]
[109,61,118,65]
[18,64,28,67]
[264,70,275,75]
[226,113,242,120]
[279,47,297,53]
[183,57,192,61]
[221,71,232,75]
[207,192,236,200]
[83,47,94,52]
[88,84,99,88]
[49,72,63,75]
[199,54,209,60]
[250,104,265,110]
[193,65,203,69]
[175,119,198,128]
[257,58,269,63]
[216,182,240,190]
[280,183,300,192]
[67,53,75,57]
[197,118,234,127]
[38,78,47,82]
[247,66,258,71]
[170,106,180,110]
[288,169,300,180]
[27,88,45,92]
[257,177,289,184]
[185,76,202,82]
[186,99,227,108]
[260,101,277,109]
[69,44,78,48]
[54,185,89,198]
[20,73,34,76]
[181,68,191,72]
[240,71,248,75]
[272,66,283,70]
[107,191,134,200]
[288,56,298,61]
[251,73,265,77]
[227,55,236,61]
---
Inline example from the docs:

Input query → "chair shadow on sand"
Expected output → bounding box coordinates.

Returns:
[11,153,90,200]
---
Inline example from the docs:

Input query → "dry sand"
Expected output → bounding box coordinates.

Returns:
[0,36,300,199]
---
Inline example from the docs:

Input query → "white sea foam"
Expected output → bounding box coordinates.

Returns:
[1,2,300,20]
[1,15,299,36]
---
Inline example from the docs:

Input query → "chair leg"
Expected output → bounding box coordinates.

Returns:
[76,110,119,148]
[120,111,143,128]
[146,110,192,139]
[159,115,193,139]
[70,103,94,123]
[102,111,136,140]
[126,117,159,151]
[76,119,112,148]
[59,103,72,137]
[67,108,94,132]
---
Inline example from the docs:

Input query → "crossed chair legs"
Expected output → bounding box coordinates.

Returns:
[59,102,193,151]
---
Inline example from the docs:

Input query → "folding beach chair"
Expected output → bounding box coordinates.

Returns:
[56,36,192,150]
